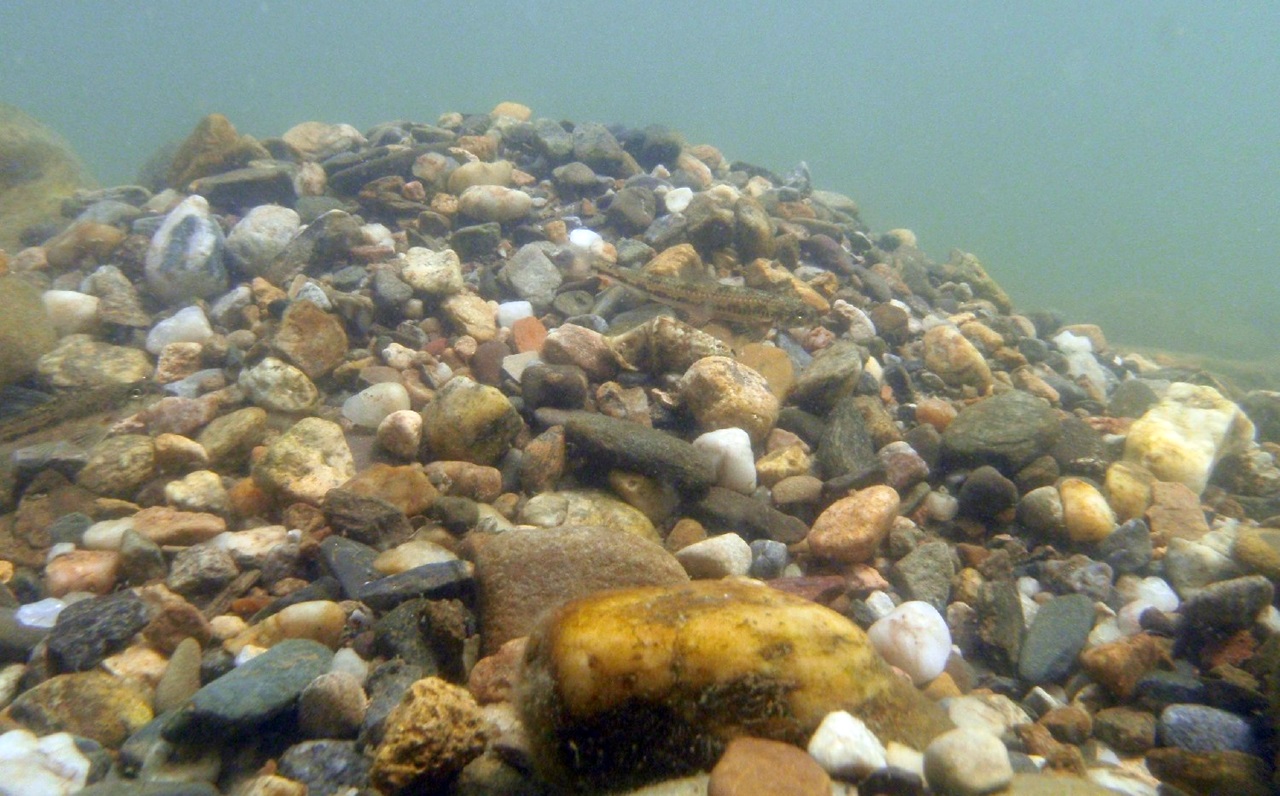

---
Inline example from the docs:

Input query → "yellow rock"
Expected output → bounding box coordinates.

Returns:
[1059,477,1116,543]
[1105,460,1156,522]
[7,671,152,748]
[519,580,952,791]
[755,444,812,487]
[370,677,489,794]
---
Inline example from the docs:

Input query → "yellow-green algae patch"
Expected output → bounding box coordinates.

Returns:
[518,579,952,792]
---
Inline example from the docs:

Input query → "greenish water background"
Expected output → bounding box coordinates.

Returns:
[3,1,1276,365]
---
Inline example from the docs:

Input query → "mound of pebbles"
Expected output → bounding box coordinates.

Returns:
[0,102,1277,794]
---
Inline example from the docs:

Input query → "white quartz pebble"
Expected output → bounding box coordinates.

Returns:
[497,300,534,328]
[867,600,952,685]
[807,710,887,779]
[674,533,752,579]
[692,427,756,494]
[42,290,99,336]
[864,590,897,622]
[663,186,694,213]
[568,227,603,250]
[342,382,411,428]
[0,729,91,795]
[924,728,1013,796]
[146,305,213,354]
[15,597,66,629]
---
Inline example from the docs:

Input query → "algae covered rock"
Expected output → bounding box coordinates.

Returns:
[0,103,95,253]
[0,276,57,388]
[518,579,952,792]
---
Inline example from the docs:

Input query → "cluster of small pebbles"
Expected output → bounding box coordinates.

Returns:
[0,101,1279,796]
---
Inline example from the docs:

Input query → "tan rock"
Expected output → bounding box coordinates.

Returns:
[370,677,489,794]
[252,417,355,505]
[45,550,120,597]
[809,485,900,563]
[708,736,831,796]
[520,489,658,543]
[376,409,423,460]
[1145,480,1210,544]
[223,600,348,654]
[130,506,227,546]
[77,434,155,498]
[1234,527,1280,581]
[679,355,779,444]
[166,113,269,189]
[737,342,795,401]
[197,406,268,468]
[465,525,687,654]
[420,377,522,466]
[542,323,620,381]
[440,293,497,342]
[1078,633,1171,699]
[755,444,812,487]
[164,470,231,515]
[923,325,992,392]
[273,299,347,379]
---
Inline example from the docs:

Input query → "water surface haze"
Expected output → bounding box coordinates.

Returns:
[3,0,1276,367]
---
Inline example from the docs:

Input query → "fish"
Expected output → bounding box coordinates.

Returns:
[592,262,818,327]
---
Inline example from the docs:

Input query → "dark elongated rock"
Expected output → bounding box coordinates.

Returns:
[163,639,333,742]
[562,411,716,496]
[690,486,808,544]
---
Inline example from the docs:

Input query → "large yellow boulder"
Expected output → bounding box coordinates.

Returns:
[518,579,952,792]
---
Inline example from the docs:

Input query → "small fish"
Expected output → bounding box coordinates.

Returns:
[0,380,154,444]
[593,262,817,326]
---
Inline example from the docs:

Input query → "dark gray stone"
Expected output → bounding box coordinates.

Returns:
[189,162,297,213]
[358,659,425,750]
[690,487,808,544]
[319,535,381,600]
[521,364,589,410]
[264,209,363,285]
[607,186,656,233]
[790,339,865,415]
[748,539,789,580]
[890,541,955,613]
[450,222,502,260]
[0,607,48,663]
[976,579,1025,674]
[942,390,1062,473]
[1158,703,1262,755]
[163,639,333,743]
[358,560,473,611]
[571,122,635,177]
[1094,518,1153,576]
[1017,593,1095,684]
[957,465,1019,523]
[563,411,716,496]
[279,739,371,796]
[47,591,152,672]
[322,488,412,549]
[816,395,877,481]
[1039,554,1114,603]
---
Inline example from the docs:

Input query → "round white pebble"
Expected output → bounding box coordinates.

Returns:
[674,533,752,579]
[568,227,603,249]
[807,710,887,779]
[924,728,1012,796]
[497,300,534,328]
[692,427,756,494]
[342,382,411,428]
[42,290,99,336]
[146,305,213,354]
[867,600,952,685]
[663,186,694,213]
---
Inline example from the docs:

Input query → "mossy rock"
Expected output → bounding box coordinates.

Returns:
[518,579,952,792]
[0,275,57,388]
[0,103,95,253]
